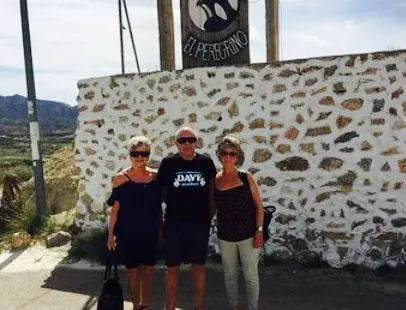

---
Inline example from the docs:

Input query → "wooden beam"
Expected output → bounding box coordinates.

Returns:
[266,0,279,64]
[157,0,175,71]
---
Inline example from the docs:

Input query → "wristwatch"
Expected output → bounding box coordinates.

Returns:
[257,226,263,232]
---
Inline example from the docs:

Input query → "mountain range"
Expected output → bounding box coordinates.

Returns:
[0,95,78,135]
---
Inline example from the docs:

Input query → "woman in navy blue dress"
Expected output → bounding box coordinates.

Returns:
[106,136,163,310]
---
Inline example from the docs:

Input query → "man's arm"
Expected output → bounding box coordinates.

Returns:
[208,179,216,220]
[161,187,168,203]
[208,159,218,220]
[156,158,168,203]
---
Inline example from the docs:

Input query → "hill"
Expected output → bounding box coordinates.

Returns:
[0,95,78,135]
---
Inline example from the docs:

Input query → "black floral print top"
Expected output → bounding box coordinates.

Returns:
[214,180,256,242]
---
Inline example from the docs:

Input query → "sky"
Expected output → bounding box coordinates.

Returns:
[0,0,405,106]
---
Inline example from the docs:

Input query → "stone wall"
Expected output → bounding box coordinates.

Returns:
[75,50,406,268]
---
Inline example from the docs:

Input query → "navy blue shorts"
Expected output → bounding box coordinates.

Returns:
[117,236,158,269]
[163,220,210,267]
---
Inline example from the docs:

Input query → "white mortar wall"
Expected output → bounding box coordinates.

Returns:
[75,51,406,267]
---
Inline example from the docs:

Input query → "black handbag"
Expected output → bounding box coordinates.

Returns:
[97,250,124,310]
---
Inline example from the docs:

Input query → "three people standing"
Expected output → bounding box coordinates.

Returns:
[106,129,265,310]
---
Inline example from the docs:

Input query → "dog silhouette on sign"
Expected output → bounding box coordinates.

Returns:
[196,0,238,32]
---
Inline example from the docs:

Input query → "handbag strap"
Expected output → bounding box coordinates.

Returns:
[238,171,249,187]
[104,250,119,281]
[239,171,277,215]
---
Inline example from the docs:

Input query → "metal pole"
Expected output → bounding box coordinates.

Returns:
[118,0,125,73]
[19,0,47,231]
[122,0,141,73]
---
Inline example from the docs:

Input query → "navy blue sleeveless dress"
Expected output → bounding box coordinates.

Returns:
[106,173,162,268]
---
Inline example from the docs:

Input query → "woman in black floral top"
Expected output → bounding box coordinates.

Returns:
[214,136,265,310]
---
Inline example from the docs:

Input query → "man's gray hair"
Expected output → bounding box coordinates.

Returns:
[174,126,198,140]
[127,135,152,150]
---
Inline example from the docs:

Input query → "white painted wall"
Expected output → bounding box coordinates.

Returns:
[75,51,406,267]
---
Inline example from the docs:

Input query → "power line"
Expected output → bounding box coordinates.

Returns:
[118,0,141,74]
[279,0,283,60]
[118,0,125,73]
[122,0,141,73]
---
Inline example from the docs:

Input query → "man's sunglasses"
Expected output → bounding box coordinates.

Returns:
[177,137,197,144]
[130,151,150,158]
[220,151,237,157]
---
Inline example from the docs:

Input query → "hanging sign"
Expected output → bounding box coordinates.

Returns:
[180,0,250,68]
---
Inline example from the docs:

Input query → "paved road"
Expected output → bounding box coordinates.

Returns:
[1,263,406,310]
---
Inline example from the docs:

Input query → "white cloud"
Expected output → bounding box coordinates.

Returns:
[0,0,405,106]
[397,1,406,7]
[281,0,319,7]
[293,34,330,46]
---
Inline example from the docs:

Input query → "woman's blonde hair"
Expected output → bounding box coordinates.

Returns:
[127,135,152,151]
[216,136,245,167]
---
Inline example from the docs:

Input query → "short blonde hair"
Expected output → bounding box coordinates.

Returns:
[216,136,245,167]
[127,135,152,151]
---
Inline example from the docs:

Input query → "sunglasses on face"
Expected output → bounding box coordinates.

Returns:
[220,151,237,157]
[130,151,150,158]
[177,136,197,144]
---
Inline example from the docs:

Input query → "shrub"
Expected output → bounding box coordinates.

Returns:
[0,156,31,187]
[68,229,110,264]
[8,166,33,182]
[2,197,36,234]
[0,156,31,167]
